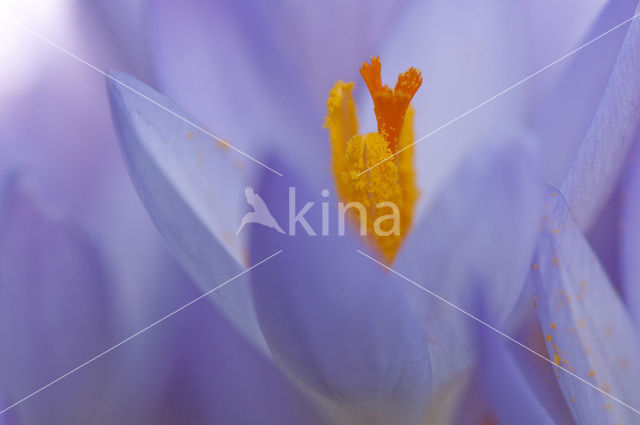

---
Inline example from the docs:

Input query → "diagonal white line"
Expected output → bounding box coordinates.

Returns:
[358,11,640,177]
[356,249,640,416]
[0,249,283,415]
[15,23,283,177]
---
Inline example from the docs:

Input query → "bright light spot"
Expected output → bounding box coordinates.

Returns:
[0,0,71,97]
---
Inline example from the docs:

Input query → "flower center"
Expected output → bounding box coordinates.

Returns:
[324,56,421,263]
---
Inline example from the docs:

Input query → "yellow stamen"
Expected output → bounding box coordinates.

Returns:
[326,80,358,202]
[324,56,421,263]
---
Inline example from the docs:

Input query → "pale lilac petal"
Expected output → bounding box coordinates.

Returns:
[561,1,640,229]
[452,382,492,425]
[168,286,326,424]
[0,47,118,213]
[504,315,579,425]
[74,0,150,75]
[470,298,574,425]
[584,185,625,291]
[236,0,404,108]
[148,0,403,129]
[148,0,321,177]
[0,394,18,425]
[621,144,640,324]
[0,22,178,331]
[107,72,269,353]
[248,159,431,425]
[0,175,115,423]
[147,0,403,180]
[531,0,637,185]
[99,259,325,424]
[475,318,558,425]
[499,285,579,425]
[394,140,543,387]
[362,0,534,214]
[530,189,640,425]
[525,0,609,77]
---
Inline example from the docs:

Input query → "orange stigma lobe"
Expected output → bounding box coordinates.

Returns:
[360,56,422,154]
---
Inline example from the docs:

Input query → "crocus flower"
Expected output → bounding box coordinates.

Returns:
[5,0,640,423]
[108,0,640,423]
[105,1,559,424]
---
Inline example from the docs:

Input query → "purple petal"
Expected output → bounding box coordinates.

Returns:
[525,0,612,76]
[0,25,177,329]
[532,0,637,185]
[244,0,404,111]
[100,258,325,424]
[107,71,269,353]
[0,395,18,425]
[148,0,403,128]
[248,158,431,425]
[393,140,544,387]
[148,0,405,179]
[530,189,640,425]
[167,285,326,424]
[621,144,640,324]
[452,382,494,425]
[584,184,625,291]
[362,1,534,214]
[475,317,558,425]
[74,0,150,76]
[0,175,115,423]
[0,43,119,213]
[561,1,640,229]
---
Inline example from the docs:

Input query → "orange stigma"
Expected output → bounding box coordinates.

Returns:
[325,57,422,264]
[359,56,422,153]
